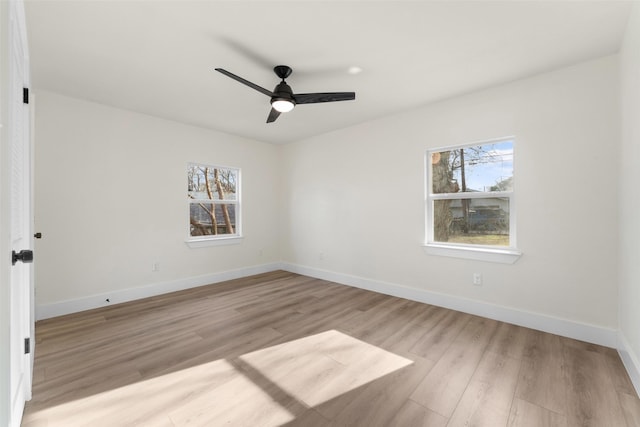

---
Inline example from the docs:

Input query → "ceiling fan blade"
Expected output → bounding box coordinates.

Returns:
[215,68,274,97]
[293,92,355,104]
[266,108,281,123]
[219,38,274,71]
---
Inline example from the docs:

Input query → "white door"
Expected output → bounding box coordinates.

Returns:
[6,0,33,425]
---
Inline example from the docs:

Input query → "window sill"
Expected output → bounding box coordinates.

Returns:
[423,243,522,264]
[185,236,243,248]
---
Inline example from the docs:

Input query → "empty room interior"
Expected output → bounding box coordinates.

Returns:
[2,0,640,426]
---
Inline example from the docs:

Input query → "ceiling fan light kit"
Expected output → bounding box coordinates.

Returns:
[215,65,355,123]
[272,99,295,113]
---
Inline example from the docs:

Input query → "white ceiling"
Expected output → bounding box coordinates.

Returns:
[25,1,633,144]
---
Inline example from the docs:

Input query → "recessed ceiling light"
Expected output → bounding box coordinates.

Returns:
[347,66,363,75]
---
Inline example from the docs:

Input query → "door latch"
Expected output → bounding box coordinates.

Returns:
[12,249,33,265]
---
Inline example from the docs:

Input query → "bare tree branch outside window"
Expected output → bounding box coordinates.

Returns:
[188,164,239,238]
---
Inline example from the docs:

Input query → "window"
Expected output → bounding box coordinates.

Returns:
[187,163,241,244]
[425,138,520,263]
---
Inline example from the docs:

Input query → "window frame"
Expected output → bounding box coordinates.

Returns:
[186,162,242,247]
[424,137,521,264]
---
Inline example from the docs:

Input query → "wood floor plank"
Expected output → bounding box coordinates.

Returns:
[150,326,285,379]
[323,356,434,426]
[485,321,532,360]
[166,359,303,427]
[619,391,640,426]
[409,315,498,418]
[42,329,204,382]
[280,409,331,427]
[447,350,521,426]
[562,343,628,426]
[387,400,448,427]
[352,290,392,311]
[514,330,568,415]
[23,271,635,427]
[272,304,363,339]
[507,398,567,427]
[27,362,143,411]
[378,303,441,354]
[139,326,284,378]
[604,348,640,396]
[348,298,416,344]
[408,307,471,361]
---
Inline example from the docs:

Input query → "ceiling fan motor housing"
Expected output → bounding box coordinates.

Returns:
[271,81,295,105]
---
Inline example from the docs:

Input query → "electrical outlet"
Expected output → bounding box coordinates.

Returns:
[319,252,325,260]
[473,273,483,286]
[152,262,160,272]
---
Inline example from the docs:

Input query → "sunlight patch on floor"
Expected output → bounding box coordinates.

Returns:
[23,330,412,426]
[25,358,295,426]
[239,329,414,408]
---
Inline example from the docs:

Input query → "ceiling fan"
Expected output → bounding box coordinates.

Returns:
[215,65,356,123]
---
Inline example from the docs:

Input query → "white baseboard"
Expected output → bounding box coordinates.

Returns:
[36,262,283,320]
[37,261,619,351]
[618,332,640,396]
[280,262,618,349]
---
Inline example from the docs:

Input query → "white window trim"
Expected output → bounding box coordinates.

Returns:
[186,162,242,247]
[424,137,521,264]
[185,235,244,248]
[423,243,521,264]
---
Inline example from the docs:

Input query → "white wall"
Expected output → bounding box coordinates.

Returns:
[282,55,620,339]
[619,3,640,393]
[33,91,281,317]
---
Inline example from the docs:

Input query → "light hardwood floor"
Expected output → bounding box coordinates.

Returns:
[22,271,640,426]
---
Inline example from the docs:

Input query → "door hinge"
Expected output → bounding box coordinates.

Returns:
[24,337,31,354]
[23,87,29,104]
